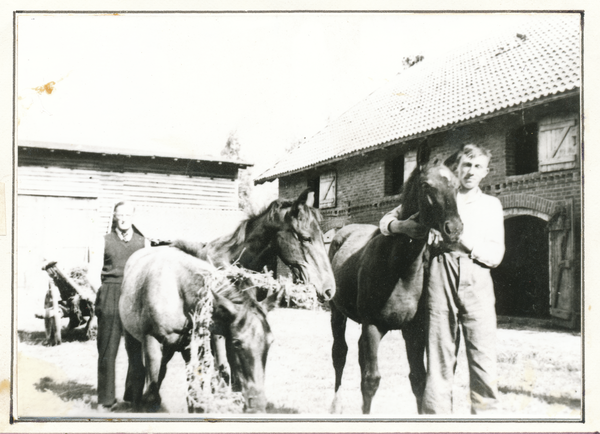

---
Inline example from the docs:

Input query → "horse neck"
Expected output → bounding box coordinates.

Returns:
[207,212,278,272]
[398,171,422,221]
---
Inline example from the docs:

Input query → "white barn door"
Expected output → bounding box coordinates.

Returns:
[17,195,99,327]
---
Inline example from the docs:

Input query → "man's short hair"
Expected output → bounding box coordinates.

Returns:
[444,144,492,172]
[113,201,135,213]
[457,143,492,162]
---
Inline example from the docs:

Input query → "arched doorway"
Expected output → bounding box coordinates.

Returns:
[491,215,549,318]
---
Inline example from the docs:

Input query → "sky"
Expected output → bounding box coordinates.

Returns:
[16,12,549,177]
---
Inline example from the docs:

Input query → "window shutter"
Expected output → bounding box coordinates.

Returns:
[319,171,336,209]
[538,113,579,172]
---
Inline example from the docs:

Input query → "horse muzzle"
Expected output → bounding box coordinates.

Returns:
[290,264,335,303]
[441,218,463,244]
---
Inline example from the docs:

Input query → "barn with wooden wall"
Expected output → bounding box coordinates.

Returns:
[256,16,582,328]
[17,140,248,320]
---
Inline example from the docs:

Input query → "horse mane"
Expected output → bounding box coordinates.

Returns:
[214,274,270,321]
[172,201,281,261]
[173,196,321,269]
[212,199,289,255]
[398,165,423,220]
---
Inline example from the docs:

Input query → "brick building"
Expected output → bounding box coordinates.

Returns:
[256,16,582,327]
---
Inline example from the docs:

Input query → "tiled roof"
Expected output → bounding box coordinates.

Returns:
[257,15,581,182]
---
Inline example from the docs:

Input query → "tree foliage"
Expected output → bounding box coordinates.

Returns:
[221,130,253,213]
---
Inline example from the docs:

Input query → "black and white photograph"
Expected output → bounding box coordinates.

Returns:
[6,8,590,426]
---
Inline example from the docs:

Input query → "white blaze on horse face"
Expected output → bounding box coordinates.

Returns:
[440,167,457,185]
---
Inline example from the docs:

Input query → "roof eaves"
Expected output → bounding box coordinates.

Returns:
[18,140,253,168]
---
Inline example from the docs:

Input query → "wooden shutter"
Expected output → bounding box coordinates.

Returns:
[538,113,579,172]
[548,199,577,327]
[319,171,337,209]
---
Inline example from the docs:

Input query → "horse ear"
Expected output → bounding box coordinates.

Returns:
[417,140,431,169]
[444,151,460,171]
[261,288,282,312]
[290,188,311,217]
[264,200,286,226]
[212,290,239,322]
[296,188,311,205]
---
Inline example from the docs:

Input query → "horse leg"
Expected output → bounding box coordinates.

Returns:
[358,323,387,414]
[402,322,427,414]
[330,302,348,414]
[212,334,231,386]
[141,335,164,412]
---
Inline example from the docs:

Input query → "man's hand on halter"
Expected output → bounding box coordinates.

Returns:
[388,213,429,239]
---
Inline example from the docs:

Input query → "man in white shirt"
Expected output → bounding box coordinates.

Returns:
[380,144,505,414]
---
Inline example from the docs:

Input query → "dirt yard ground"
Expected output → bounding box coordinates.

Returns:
[15,308,581,420]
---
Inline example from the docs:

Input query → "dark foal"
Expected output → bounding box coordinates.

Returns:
[328,144,463,414]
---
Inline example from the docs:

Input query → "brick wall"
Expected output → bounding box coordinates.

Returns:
[278,95,581,323]
[280,98,580,256]
[280,98,580,232]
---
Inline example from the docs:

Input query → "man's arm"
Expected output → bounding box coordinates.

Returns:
[379,205,429,239]
[379,205,403,236]
[87,236,104,292]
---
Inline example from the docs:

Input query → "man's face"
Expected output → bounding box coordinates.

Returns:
[457,154,489,191]
[114,204,134,232]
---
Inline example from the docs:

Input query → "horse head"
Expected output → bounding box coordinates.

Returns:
[211,281,279,413]
[404,142,463,244]
[272,189,336,303]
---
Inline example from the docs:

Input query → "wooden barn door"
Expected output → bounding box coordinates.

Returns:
[547,199,577,327]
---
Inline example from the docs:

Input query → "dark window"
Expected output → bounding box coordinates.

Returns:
[307,176,320,208]
[384,154,405,196]
[506,123,538,176]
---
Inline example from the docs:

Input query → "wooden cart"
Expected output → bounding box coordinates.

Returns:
[36,261,97,344]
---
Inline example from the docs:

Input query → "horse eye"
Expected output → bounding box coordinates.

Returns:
[232,339,243,349]
[299,235,312,243]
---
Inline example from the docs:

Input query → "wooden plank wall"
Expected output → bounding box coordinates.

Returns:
[18,165,239,237]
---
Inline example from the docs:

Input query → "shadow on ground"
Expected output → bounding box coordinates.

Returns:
[18,327,96,345]
[498,385,581,409]
[265,402,299,414]
[497,316,580,335]
[35,376,96,402]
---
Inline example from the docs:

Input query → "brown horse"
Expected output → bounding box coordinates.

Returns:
[328,144,463,414]
[120,247,279,413]
[172,188,336,302]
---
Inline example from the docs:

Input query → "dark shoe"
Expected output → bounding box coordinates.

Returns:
[96,400,117,413]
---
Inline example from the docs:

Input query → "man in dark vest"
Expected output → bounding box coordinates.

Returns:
[90,201,149,411]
